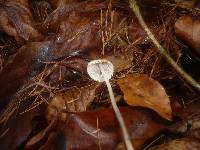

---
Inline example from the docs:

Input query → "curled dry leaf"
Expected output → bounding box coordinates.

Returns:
[46,82,101,121]
[149,138,200,150]
[175,15,200,55]
[117,74,172,120]
[0,1,43,43]
[167,102,200,139]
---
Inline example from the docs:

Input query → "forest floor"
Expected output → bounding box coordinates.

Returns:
[0,0,200,149]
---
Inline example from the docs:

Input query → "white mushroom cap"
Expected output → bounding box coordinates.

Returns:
[87,59,114,82]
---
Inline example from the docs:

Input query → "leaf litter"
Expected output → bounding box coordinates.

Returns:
[0,0,200,149]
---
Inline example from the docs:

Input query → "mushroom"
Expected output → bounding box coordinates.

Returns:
[87,59,134,150]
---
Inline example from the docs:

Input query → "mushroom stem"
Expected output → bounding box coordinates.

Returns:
[100,65,134,150]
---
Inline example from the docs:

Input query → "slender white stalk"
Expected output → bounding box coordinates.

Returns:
[100,66,134,150]
[87,59,134,150]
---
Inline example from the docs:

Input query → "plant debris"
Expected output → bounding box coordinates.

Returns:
[0,0,199,149]
[117,73,172,120]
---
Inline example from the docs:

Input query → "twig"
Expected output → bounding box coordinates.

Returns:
[129,0,200,92]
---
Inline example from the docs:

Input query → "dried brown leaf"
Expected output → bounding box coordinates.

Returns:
[0,1,43,43]
[175,15,200,55]
[27,107,166,150]
[117,74,172,120]
[149,138,200,150]
[0,98,46,150]
[167,102,200,139]
[46,82,101,121]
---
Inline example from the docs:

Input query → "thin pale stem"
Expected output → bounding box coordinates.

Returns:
[129,0,200,92]
[105,79,134,150]
[100,66,134,150]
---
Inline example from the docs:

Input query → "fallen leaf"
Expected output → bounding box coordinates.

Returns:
[175,15,200,55]
[0,1,43,43]
[0,97,46,150]
[175,0,197,8]
[27,107,166,150]
[43,1,107,32]
[61,107,165,149]
[46,82,101,121]
[0,41,53,108]
[29,0,53,22]
[149,138,200,150]
[25,117,56,150]
[117,73,172,120]
[167,102,200,139]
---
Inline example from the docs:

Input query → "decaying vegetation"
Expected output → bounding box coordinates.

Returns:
[0,0,200,149]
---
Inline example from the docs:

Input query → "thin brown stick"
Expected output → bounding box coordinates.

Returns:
[129,0,200,92]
